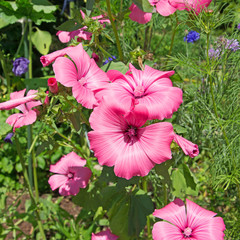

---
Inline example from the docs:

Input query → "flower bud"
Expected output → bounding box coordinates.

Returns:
[48,77,58,94]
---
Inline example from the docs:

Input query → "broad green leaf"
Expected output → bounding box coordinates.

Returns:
[31,28,52,55]
[86,0,95,15]
[155,159,174,185]
[56,19,83,31]
[132,0,154,13]
[128,189,154,236]
[32,0,57,14]
[0,10,18,29]
[101,61,128,74]
[24,77,48,89]
[171,164,198,198]
[173,124,187,134]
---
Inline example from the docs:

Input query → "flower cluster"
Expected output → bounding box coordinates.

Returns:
[129,0,212,24]
[12,57,29,76]
[184,31,200,43]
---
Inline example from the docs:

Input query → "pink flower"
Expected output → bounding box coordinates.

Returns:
[44,91,50,105]
[0,89,38,110]
[48,152,92,196]
[40,46,74,67]
[96,64,182,121]
[52,44,109,109]
[91,229,119,240]
[3,89,42,132]
[88,97,174,179]
[129,3,153,24]
[174,133,199,158]
[152,198,225,240]
[48,77,58,94]
[56,11,110,43]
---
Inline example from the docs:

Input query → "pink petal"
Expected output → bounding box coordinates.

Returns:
[48,174,68,191]
[138,122,174,164]
[152,221,184,240]
[64,44,91,80]
[53,57,78,87]
[50,152,87,174]
[107,70,126,82]
[10,89,26,100]
[174,134,199,158]
[13,110,37,130]
[129,4,152,24]
[72,82,97,109]
[186,199,217,230]
[91,229,119,240]
[56,31,72,43]
[75,29,92,40]
[192,216,225,240]
[40,46,74,67]
[70,166,92,188]
[153,198,187,230]
[156,0,177,16]
[6,113,23,127]
[140,85,183,120]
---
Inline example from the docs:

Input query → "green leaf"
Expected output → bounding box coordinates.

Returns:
[132,0,153,13]
[155,159,174,185]
[86,0,95,15]
[31,28,52,55]
[0,112,12,138]
[101,61,128,74]
[171,164,198,198]
[56,19,83,32]
[32,0,57,14]
[0,10,18,29]
[173,124,187,134]
[128,189,154,236]
[24,77,48,89]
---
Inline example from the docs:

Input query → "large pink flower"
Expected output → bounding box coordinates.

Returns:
[174,133,199,158]
[91,229,119,240]
[56,11,110,43]
[88,97,174,179]
[48,152,92,196]
[52,44,110,109]
[152,198,225,240]
[3,89,42,132]
[96,64,182,120]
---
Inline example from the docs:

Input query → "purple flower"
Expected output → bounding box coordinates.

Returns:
[237,24,240,30]
[184,31,200,43]
[208,48,221,59]
[4,132,14,144]
[225,39,240,52]
[12,57,29,76]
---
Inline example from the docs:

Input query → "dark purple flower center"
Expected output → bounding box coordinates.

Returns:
[183,227,192,237]
[67,172,74,179]
[126,128,136,137]
[134,86,145,98]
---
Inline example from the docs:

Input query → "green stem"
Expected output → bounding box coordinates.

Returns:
[69,1,75,19]
[15,137,46,240]
[0,49,11,94]
[28,20,33,79]
[168,12,178,57]
[142,177,151,240]
[163,184,168,206]
[15,20,28,58]
[106,0,123,61]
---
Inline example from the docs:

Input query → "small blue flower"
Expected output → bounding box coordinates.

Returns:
[184,31,200,43]
[12,57,29,76]
[237,24,240,30]
[103,55,116,65]
[225,39,240,52]
[4,132,14,144]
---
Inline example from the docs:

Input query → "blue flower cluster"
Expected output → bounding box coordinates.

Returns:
[184,31,200,43]
[103,55,116,65]
[12,57,30,76]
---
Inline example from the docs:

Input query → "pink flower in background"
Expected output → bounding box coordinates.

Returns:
[152,198,225,240]
[96,64,182,121]
[3,89,42,131]
[56,11,110,43]
[91,229,119,240]
[0,89,38,110]
[174,133,199,157]
[48,152,92,196]
[53,44,109,109]
[88,97,174,179]
[129,3,153,24]
[48,77,58,94]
